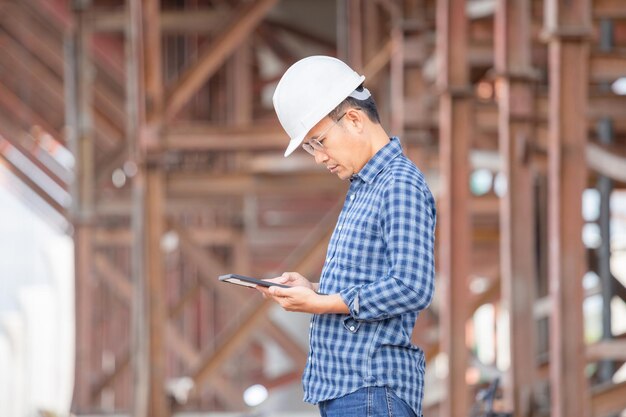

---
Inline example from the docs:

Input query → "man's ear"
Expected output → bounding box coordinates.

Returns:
[344,107,365,132]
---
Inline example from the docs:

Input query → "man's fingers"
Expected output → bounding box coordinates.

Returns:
[269,286,291,297]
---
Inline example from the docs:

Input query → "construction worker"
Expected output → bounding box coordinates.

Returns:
[258,55,436,417]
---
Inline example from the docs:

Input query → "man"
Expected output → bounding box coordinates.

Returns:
[258,56,436,417]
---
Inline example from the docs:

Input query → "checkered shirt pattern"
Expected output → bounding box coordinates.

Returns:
[302,137,436,417]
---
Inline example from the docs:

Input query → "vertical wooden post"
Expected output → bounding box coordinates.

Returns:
[126,0,148,415]
[596,118,614,382]
[544,0,591,416]
[127,0,168,416]
[436,0,471,415]
[338,0,363,70]
[494,1,536,415]
[67,2,95,412]
[389,2,404,137]
[144,165,168,417]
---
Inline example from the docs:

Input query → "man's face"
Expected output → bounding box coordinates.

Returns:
[302,111,364,180]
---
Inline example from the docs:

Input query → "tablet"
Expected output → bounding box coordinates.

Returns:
[218,273,290,289]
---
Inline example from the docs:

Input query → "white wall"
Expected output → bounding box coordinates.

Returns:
[0,183,74,417]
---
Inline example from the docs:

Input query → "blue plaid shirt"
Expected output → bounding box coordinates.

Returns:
[302,137,436,416]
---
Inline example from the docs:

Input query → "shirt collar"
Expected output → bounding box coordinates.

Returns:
[352,137,403,184]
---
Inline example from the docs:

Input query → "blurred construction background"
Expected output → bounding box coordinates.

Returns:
[1,0,626,416]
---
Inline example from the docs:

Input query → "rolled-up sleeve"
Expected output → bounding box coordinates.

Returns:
[339,179,435,321]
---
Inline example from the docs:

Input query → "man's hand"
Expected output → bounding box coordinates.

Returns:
[264,285,323,313]
[256,272,349,315]
[259,271,317,291]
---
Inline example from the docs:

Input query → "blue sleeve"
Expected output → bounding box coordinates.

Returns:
[339,179,436,321]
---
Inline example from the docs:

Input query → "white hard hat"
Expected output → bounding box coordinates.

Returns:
[273,56,366,157]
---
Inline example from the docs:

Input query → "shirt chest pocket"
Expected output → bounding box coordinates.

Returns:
[334,217,386,272]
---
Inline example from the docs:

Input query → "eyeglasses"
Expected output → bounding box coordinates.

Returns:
[301,112,347,156]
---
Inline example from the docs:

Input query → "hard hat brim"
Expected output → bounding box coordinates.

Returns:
[284,135,305,157]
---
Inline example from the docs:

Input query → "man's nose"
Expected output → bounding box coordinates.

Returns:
[314,150,328,164]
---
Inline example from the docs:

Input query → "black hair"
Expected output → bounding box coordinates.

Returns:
[327,84,381,124]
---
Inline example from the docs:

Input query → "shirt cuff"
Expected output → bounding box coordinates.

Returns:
[340,287,362,332]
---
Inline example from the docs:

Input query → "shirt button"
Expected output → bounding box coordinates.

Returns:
[349,326,355,331]
[350,194,355,200]
[338,226,343,231]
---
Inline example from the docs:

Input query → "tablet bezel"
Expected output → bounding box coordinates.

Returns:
[218,273,290,289]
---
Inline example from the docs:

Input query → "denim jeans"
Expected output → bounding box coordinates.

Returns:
[318,386,418,417]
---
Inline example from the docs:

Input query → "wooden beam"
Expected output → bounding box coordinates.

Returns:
[591,381,626,417]
[170,220,309,369]
[0,82,62,141]
[0,148,65,215]
[437,0,472,415]
[0,34,65,104]
[164,123,286,151]
[362,38,393,81]
[91,350,131,399]
[256,24,298,64]
[166,220,229,318]
[168,172,345,197]
[389,3,404,136]
[143,167,168,417]
[587,340,626,361]
[593,0,626,18]
[165,324,201,369]
[94,253,133,303]
[189,298,273,394]
[163,0,278,121]
[89,9,230,33]
[544,0,592,415]
[590,51,626,83]
[258,370,302,391]
[0,121,69,190]
[495,0,537,415]
[586,143,626,183]
[264,19,336,51]
[186,204,338,398]
[1,2,65,75]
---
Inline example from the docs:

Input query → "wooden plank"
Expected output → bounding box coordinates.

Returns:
[544,0,592,415]
[164,0,278,120]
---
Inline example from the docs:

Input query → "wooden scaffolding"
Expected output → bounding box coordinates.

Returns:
[1,0,626,416]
